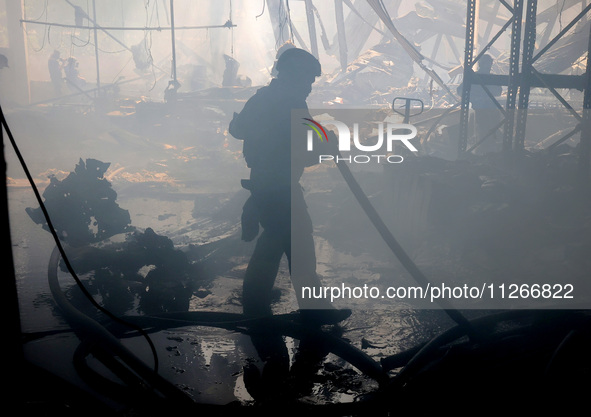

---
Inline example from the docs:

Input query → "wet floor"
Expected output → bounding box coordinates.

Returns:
[9,174,451,407]
[7,102,572,408]
[14,210,582,409]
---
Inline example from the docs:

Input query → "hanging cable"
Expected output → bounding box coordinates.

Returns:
[25,0,49,22]
[256,0,266,19]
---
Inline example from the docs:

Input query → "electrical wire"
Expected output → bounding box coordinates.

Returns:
[256,0,266,19]
[24,0,49,22]
[0,104,161,373]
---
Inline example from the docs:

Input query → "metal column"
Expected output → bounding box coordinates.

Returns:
[92,0,101,95]
[579,25,591,185]
[170,0,177,86]
[502,0,524,159]
[513,0,538,154]
[458,0,477,155]
[514,0,537,154]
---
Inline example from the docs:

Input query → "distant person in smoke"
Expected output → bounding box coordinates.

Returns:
[229,47,350,323]
[457,54,503,154]
[222,54,240,87]
[48,50,64,96]
[64,57,86,91]
[222,54,252,88]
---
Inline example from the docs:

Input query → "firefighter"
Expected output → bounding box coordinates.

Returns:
[229,47,351,325]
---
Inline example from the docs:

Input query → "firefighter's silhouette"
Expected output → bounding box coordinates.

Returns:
[229,48,350,324]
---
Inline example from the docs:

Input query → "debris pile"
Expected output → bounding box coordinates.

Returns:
[26,158,206,316]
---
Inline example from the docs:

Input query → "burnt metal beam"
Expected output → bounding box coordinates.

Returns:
[335,0,348,71]
[304,0,319,58]
[474,74,506,114]
[63,0,129,52]
[532,69,583,123]
[341,0,385,59]
[498,0,514,13]
[474,15,514,67]
[532,2,591,63]
[546,125,582,151]
[538,0,583,48]
[467,118,507,153]
[366,0,458,99]
[470,73,586,90]
[19,19,237,31]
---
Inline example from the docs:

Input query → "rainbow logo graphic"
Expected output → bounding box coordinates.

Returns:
[302,118,329,142]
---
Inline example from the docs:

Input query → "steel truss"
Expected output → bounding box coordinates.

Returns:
[458,0,591,179]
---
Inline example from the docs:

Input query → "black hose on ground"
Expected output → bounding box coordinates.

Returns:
[49,246,393,413]
[0,104,161,372]
[47,246,200,411]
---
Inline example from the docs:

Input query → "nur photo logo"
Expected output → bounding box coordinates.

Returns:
[303,117,419,164]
